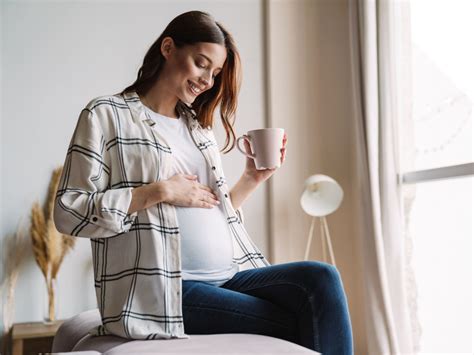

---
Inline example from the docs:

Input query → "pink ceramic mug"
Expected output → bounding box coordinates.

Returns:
[236,128,285,170]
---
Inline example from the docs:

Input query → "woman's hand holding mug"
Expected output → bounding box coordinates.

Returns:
[237,128,287,184]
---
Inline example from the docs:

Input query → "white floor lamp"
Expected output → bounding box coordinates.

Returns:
[300,174,344,266]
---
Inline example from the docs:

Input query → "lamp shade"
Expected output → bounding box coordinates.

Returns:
[300,174,344,217]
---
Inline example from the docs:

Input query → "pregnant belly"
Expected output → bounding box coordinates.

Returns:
[176,204,234,272]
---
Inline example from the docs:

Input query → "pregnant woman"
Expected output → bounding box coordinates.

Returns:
[54,10,353,355]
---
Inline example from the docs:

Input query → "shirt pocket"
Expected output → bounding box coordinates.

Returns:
[106,127,164,185]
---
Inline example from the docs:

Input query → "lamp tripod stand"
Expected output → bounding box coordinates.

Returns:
[303,216,337,266]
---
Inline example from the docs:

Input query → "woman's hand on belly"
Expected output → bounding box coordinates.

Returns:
[163,174,221,209]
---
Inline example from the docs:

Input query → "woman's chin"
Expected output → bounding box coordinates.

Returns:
[181,93,197,105]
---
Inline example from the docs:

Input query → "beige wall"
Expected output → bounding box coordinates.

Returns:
[266,0,366,352]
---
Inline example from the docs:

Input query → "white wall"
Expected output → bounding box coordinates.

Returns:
[0,0,268,332]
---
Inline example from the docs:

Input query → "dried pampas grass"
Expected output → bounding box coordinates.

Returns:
[31,202,49,279]
[1,219,28,335]
[30,166,76,322]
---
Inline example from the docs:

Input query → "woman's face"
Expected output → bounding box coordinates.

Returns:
[161,38,228,104]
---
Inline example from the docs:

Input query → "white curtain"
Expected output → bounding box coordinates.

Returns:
[348,1,419,354]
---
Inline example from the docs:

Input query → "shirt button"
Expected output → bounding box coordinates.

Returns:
[224,194,228,198]
[211,166,216,170]
[92,217,98,222]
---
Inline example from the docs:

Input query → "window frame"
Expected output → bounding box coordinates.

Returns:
[401,162,474,184]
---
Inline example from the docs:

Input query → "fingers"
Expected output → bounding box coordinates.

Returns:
[197,182,219,200]
[184,174,198,180]
[201,197,220,208]
[192,179,220,206]
[197,182,213,193]
[182,174,220,204]
[205,191,220,204]
[199,194,220,209]
[280,133,287,163]
[244,138,251,149]
[200,201,216,209]
[243,139,253,156]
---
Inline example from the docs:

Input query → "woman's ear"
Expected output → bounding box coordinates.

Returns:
[161,37,174,59]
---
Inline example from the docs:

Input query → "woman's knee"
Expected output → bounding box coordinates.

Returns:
[288,261,343,293]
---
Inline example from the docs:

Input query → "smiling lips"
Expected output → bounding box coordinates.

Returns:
[188,80,204,96]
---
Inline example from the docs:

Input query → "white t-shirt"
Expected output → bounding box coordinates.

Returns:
[144,105,238,286]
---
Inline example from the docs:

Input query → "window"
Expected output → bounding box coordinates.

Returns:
[399,0,473,353]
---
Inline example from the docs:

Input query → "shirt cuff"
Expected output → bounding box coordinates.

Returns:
[89,187,138,234]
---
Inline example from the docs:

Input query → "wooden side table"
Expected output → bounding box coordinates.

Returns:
[11,320,64,355]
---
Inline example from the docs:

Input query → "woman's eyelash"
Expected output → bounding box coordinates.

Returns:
[196,61,218,78]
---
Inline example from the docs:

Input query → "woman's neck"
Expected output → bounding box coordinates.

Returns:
[140,80,179,119]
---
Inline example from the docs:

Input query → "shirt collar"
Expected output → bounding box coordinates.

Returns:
[121,90,200,131]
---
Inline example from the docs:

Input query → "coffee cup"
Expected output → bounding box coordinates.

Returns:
[236,128,285,170]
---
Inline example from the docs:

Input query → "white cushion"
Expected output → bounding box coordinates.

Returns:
[52,309,319,354]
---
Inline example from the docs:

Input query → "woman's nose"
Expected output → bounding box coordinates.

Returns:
[199,77,209,87]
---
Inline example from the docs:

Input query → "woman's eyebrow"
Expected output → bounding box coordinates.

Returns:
[197,53,222,70]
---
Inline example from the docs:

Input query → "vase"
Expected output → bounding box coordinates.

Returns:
[43,277,58,323]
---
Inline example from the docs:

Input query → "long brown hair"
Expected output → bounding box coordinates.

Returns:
[121,11,242,154]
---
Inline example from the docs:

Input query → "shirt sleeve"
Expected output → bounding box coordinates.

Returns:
[54,107,138,238]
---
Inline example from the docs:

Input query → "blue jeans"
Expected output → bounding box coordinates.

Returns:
[181,261,353,355]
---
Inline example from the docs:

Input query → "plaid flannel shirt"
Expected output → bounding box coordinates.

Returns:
[54,90,270,339]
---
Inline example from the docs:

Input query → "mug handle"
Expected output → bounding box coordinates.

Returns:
[236,135,256,159]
